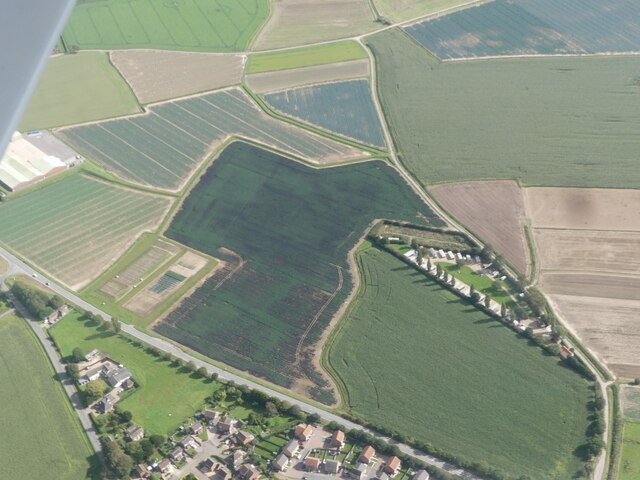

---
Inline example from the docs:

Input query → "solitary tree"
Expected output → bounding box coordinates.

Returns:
[416,247,423,265]
[435,264,443,278]
[209,372,219,382]
[442,271,449,282]
[469,286,476,298]
[197,367,208,378]
[455,258,464,269]
[306,413,321,424]
[186,361,196,372]
[111,317,121,333]
[72,347,85,363]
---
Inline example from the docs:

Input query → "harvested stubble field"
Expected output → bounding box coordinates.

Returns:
[406,0,640,59]
[0,313,97,479]
[0,175,172,290]
[19,52,140,131]
[526,186,640,378]
[264,79,385,148]
[246,40,368,74]
[50,312,218,435]
[430,180,529,274]
[157,141,443,403]
[111,50,244,104]
[246,59,370,94]
[253,0,376,50]
[623,386,640,422]
[620,422,640,480]
[327,247,591,479]
[373,0,477,22]
[368,29,640,188]
[59,88,366,191]
[62,0,268,52]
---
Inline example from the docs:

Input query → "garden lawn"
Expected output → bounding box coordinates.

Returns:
[246,40,367,73]
[19,52,140,131]
[620,422,640,480]
[0,313,98,479]
[50,311,217,435]
[442,263,512,304]
[61,0,268,52]
[327,246,592,479]
[367,29,640,188]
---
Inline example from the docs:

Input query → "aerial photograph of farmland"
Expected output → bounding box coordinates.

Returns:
[1,1,639,480]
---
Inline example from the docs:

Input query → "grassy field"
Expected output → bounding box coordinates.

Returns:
[264,79,385,148]
[405,0,640,59]
[368,29,640,188]
[59,88,364,190]
[19,52,140,131]
[326,246,592,479]
[157,141,443,403]
[246,40,367,74]
[0,313,98,479]
[50,311,217,435]
[373,0,475,22]
[0,174,172,290]
[61,0,268,52]
[620,422,640,480]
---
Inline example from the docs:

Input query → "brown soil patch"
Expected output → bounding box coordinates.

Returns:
[540,273,640,301]
[111,50,244,104]
[548,294,640,378]
[430,180,529,274]
[254,0,377,50]
[534,229,640,275]
[526,187,640,230]
[246,59,370,93]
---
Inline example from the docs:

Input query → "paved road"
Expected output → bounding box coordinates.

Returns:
[0,246,480,480]
[1,290,103,457]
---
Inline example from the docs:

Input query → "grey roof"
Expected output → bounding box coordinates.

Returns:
[274,453,288,468]
[413,470,430,480]
[106,367,131,386]
[284,439,299,453]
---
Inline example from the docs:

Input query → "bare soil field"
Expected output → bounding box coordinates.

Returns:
[526,187,640,230]
[548,294,640,378]
[111,50,244,104]
[430,180,529,274]
[539,273,640,301]
[246,59,370,94]
[253,0,377,50]
[528,187,640,380]
[124,251,208,316]
[534,230,640,275]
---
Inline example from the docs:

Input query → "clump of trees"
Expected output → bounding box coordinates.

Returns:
[11,281,63,320]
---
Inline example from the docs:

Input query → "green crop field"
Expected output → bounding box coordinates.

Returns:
[246,40,367,74]
[367,29,640,188]
[60,88,362,190]
[157,141,443,403]
[620,422,640,480]
[0,313,98,479]
[61,0,268,52]
[326,246,592,479]
[50,311,217,435]
[19,52,140,131]
[373,0,475,22]
[0,174,172,290]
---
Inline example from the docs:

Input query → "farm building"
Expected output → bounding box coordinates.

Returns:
[0,131,81,192]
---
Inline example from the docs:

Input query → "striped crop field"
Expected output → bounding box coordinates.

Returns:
[405,0,640,59]
[61,0,268,52]
[0,175,172,290]
[59,88,367,191]
[264,79,386,148]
